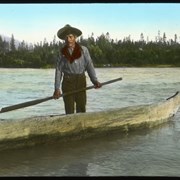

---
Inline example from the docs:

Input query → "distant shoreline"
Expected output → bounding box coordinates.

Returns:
[0,64,180,69]
[95,64,180,68]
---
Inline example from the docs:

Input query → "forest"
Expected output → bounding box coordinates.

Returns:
[0,31,180,68]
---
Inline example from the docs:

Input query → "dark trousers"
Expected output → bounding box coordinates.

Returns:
[62,74,87,114]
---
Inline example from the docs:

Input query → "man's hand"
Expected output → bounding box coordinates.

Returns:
[53,89,61,99]
[94,81,102,89]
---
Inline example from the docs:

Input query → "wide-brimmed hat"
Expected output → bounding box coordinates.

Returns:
[57,24,82,40]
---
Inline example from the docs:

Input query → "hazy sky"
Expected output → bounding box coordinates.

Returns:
[0,3,180,44]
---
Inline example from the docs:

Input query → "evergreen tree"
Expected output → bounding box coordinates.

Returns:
[0,30,180,68]
[10,34,16,51]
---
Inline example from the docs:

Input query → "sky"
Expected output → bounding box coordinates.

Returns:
[0,3,180,44]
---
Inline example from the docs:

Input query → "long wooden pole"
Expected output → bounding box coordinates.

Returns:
[0,77,122,113]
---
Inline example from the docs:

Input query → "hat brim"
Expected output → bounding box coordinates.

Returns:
[57,26,82,40]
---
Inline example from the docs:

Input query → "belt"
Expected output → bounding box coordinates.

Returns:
[63,72,85,77]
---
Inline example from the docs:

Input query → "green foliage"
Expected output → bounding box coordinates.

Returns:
[0,33,180,68]
[10,34,16,52]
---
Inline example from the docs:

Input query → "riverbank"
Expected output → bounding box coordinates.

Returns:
[94,64,180,68]
[1,64,180,69]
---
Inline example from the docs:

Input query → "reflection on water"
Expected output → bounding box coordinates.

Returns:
[0,67,180,176]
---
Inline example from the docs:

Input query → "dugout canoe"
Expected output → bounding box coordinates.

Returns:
[0,91,179,151]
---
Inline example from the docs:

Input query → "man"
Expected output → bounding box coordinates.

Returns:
[53,24,101,114]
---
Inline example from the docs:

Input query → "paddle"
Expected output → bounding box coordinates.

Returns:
[0,77,122,113]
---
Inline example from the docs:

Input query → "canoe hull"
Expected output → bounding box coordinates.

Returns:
[0,92,179,151]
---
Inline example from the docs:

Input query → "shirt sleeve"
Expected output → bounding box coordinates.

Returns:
[54,54,63,90]
[83,47,98,84]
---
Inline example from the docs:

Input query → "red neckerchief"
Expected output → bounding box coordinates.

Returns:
[61,43,82,63]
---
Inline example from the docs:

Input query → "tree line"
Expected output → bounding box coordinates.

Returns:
[0,31,180,68]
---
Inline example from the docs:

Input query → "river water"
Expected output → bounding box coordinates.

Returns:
[0,67,180,176]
